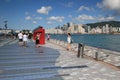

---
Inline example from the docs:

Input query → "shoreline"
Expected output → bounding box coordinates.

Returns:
[50,34,120,52]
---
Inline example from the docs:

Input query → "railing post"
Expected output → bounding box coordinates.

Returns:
[81,44,84,58]
[77,43,81,58]
[77,43,84,58]
[95,52,98,60]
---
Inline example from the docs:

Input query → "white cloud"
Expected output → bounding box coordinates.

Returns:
[25,16,42,21]
[35,17,42,20]
[97,16,115,21]
[102,0,120,10]
[78,6,91,11]
[96,3,103,8]
[75,14,115,22]
[97,0,120,11]
[48,16,64,22]
[76,14,95,21]
[68,15,72,18]
[33,21,37,24]
[37,6,52,15]
[25,16,32,20]
[47,21,53,24]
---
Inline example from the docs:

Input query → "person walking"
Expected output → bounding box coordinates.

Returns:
[47,34,50,41]
[67,33,73,50]
[35,33,40,48]
[18,31,23,47]
[23,33,28,48]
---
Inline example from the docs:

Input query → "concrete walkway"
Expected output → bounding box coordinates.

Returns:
[0,40,120,80]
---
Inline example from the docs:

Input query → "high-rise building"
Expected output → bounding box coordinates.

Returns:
[105,24,109,34]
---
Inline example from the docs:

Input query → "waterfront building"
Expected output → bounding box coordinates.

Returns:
[116,27,120,32]
[105,24,109,34]
[66,22,75,33]
[77,24,85,34]
[0,29,13,34]
[112,27,118,33]
[63,23,69,31]
[67,23,75,33]
[15,30,20,33]
[118,27,120,32]
[90,28,96,34]
[96,26,102,33]
[87,26,91,33]
[109,26,113,33]
[61,22,71,29]
[46,22,120,34]
[45,28,64,34]
[67,24,85,34]
[102,26,106,34]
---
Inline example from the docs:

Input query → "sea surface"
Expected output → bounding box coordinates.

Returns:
[50,34,120,52]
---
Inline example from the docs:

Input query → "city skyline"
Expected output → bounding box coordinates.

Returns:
[0,0,120,30]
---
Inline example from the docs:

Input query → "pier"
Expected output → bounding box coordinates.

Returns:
[0,39,120,80]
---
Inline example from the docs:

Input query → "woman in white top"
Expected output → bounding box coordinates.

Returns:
[67,33,72,50]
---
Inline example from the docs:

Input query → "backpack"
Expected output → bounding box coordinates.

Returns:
[71,38,73,43]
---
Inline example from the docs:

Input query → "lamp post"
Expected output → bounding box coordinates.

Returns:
[4,20,8,38]
[4,20,8,29]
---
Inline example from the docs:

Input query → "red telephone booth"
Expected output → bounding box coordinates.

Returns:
[33,26,45,45]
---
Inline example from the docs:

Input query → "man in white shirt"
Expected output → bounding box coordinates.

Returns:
[18,31,23,47]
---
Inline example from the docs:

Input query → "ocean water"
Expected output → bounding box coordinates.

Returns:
[50,34,120,52]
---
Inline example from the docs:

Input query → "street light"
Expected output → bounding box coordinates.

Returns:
[4,20,8,29]
[3,20,8,37]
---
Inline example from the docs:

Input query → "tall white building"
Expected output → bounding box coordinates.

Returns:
[96,26,102,33]
[67,24,85,34]
[87,26,91,33]
[105,24,109,34]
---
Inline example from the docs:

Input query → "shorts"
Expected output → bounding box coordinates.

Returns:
[36,40,39,44]
[19,39,23,42]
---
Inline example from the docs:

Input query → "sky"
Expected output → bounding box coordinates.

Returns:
[0,0,120,30]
